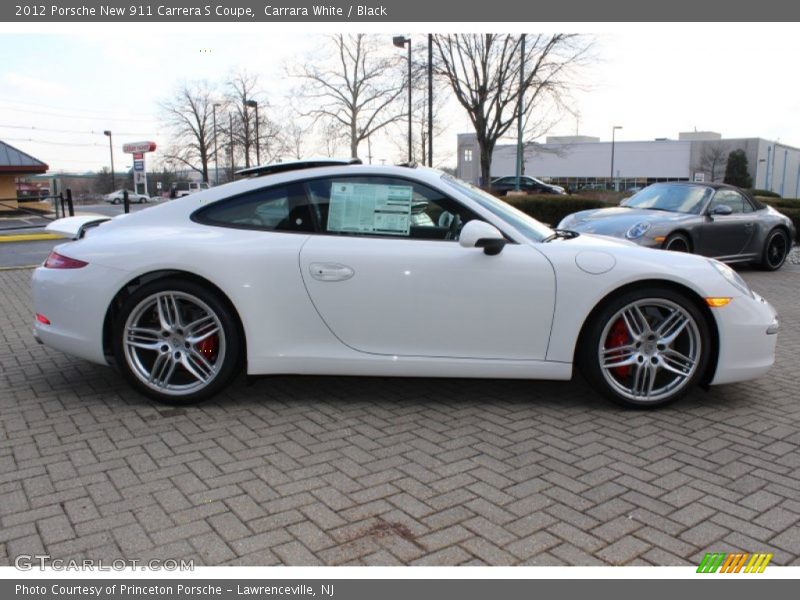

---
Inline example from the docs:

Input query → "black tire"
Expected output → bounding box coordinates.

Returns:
[759,228,790,271]
[578,286,711,408]
[112,198,120,205]
[663,233,691,253]
[112,278,242,405]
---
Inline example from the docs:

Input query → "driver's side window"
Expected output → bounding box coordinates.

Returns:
[305,176,480,241]
[709,190,745,214]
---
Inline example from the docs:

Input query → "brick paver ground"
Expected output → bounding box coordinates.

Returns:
[1,266,799,566]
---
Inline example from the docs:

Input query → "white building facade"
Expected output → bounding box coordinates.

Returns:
[456,132,800,196]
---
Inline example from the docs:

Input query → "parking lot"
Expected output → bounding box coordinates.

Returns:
[0,265,798,566]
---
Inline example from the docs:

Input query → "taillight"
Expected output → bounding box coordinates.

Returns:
[43,251,88,269]
[36,313,51,325]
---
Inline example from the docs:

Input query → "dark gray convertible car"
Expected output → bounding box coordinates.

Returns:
[558,182,796,270]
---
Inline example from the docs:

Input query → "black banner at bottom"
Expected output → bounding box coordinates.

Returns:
[3,579,796,600]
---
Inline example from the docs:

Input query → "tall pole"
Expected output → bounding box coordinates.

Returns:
[780,148,788,197]
[103,130,116,191]
[610,126,622,191]
[229,113,234,180]
[213,104,220,186]
[407,40,412,162]
[254,104,260,165]
[427,34,433,167]
[515,34,525,191]
[765,145,772,191]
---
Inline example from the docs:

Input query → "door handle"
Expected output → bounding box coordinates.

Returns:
[309,262,355,282]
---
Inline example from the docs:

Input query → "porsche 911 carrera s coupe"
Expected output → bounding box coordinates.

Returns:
[32,161,779,407]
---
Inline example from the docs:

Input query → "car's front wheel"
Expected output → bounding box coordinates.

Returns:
[113,279,242,404]
[663,233,691,253]
[579,287,710,408]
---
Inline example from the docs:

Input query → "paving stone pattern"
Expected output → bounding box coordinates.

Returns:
[1,267,799,566]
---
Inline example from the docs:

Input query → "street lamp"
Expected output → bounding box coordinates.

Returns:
[103,130,116,191]
[213,103,222,186]
[245,99,260,166]
[610,125,623,191]
[393,35,412,162]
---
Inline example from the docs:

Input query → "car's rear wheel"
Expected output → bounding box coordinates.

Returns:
[579,287,710,408]
[112,198,120,205]
[113,279,241,404]
[663,233,690,253]
[759,228,790,271]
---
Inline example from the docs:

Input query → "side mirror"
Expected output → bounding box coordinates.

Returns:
[459,220,507,255]
[710,204,733,216]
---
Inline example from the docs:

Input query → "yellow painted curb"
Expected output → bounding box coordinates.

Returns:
[0,233,63,243]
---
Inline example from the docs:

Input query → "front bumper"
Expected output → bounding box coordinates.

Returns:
[710,291,778,385]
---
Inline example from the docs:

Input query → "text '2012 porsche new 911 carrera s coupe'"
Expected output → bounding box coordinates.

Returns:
[32,161,780,407]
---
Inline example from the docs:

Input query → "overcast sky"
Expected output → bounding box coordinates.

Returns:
[1,23,798,173]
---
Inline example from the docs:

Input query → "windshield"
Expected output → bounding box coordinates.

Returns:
[441,174,553,242]
[621,184,712,214]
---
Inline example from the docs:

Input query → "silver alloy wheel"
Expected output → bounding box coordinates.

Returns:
[122,291,226,396]
[598,298,701,403]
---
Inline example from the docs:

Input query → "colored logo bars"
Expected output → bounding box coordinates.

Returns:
[696,552,773,573]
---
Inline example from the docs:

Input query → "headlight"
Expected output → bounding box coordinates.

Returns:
[625,222,651,239]
[709,259,753,297]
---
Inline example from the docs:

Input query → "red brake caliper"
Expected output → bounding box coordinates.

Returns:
[606,318,631,379]
[196,335,218,361]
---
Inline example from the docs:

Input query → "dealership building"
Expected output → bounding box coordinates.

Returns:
[456,131,800,196]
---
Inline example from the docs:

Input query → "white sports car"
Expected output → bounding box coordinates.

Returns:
[32,161,779,407]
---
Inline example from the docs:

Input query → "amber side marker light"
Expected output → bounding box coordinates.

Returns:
[706,297,732,308]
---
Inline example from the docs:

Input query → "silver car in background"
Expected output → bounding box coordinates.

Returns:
[558,182,796,270]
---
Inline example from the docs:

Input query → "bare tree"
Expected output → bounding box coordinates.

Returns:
[434,33,591,185]
[159,81,216,183]
[295,34,405,158]
[281,115,313,160]
[699,142,729,182]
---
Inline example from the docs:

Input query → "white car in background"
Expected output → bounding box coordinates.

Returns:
[33,160,779,407]
[103,189,149,204]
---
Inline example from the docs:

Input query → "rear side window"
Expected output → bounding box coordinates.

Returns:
[193,183,316,232]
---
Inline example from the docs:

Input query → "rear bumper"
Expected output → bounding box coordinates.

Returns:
[710,292,778,385]
[31,263,126,365]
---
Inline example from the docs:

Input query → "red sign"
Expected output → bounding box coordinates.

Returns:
[122,141,157,153]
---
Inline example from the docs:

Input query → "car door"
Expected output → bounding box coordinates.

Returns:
[298,175,556,360]
[696,189,757,258]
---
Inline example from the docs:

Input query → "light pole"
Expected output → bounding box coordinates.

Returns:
[103,130,116,191]
[515,34,526,192]
[610,125,622,191]
[245,99,260,166]
[213,103,222,186]
[427,33,433,167]
[393,35,412,162]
